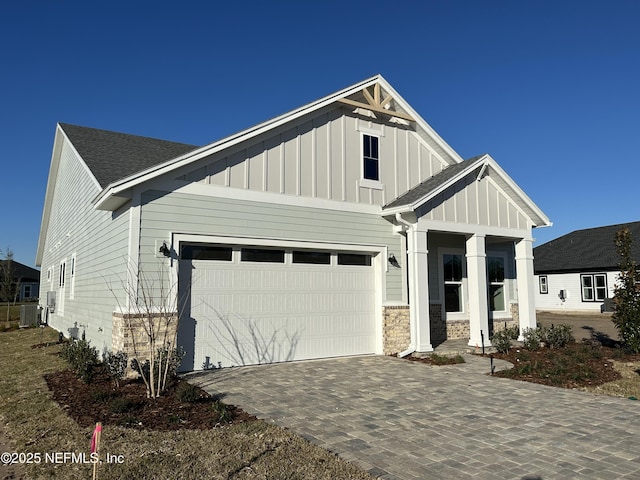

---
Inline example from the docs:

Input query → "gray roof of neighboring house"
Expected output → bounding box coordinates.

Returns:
[59,123,199,188]
[0,260,40,282]
[534,221,640,274]
[383,156,485,210]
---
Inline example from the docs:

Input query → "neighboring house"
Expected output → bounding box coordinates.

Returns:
[534,221,640,312]
[0,260,40,301]
[36,75,550,370]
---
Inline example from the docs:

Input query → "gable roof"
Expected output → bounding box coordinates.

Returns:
[534,221,640,274]
[91,75,465,211]
[0,260,39,282]
[382,153,551,228]
[59,123,198,188]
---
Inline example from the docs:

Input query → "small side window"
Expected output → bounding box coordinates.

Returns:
[539,275,548,294]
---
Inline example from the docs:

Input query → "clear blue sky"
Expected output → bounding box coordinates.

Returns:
[1,1,638,268]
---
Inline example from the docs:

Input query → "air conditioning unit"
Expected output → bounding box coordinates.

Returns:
[46,291,56,313]
[19,304,38,328]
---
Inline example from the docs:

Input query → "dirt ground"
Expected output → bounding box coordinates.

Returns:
[536,310,619,345]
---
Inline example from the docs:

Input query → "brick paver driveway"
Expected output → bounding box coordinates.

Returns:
[189,355,640,479]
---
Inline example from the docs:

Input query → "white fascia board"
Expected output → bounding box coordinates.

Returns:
[94,74,464,212]
[417,219,535,241]
[36,127,64,265]
[483,155,552,228]
[37,125,103,264]
[375,77,464,165]
[93,75,383,211]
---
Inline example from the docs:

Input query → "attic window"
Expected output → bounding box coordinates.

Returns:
[363,134,379,181]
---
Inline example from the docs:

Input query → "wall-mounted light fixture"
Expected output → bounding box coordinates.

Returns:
[159,241,171,257]
[388,254,400,268]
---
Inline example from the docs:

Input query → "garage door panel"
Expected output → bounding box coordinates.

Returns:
[181,248,377,369]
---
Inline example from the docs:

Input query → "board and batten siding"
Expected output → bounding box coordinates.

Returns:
[177,107,448,208]
[137,189,404,303]
[418,172,529,230]
[39,139,129,350]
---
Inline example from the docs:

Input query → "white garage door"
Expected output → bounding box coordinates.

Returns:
[178,244,377,369]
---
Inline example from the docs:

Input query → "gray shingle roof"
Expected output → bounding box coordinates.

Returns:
[59,123,199,188]
[0,260,39,282]
[383,156,485,210]
[534,221,640,274]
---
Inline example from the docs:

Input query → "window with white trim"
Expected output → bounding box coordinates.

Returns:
[581,273,607,302]
[59,261,66,288]
[363,134,379,181]
[70,254,76,299]
[443,253,464,312]
[487,256,505,312]
[539,275,548,294]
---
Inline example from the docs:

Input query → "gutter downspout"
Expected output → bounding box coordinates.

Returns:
[395,213,417,358]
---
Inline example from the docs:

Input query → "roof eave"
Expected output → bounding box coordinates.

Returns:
[36,125,65,266]
[483,155,552,228]
[381,155,487,214]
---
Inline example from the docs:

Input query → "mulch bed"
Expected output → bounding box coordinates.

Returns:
[402,354,465,366]
[44,368,256,431]
[489,343,640,389]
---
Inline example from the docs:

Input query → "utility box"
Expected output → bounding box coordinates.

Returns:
[602,298,615,313]
[19,304,39,328]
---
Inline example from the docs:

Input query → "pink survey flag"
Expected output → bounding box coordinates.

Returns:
[90,423,103,454]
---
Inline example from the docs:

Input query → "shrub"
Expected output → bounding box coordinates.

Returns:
[611,226,640,352]
[154,345,186,381]
[176,382,202,403]
[130,358,150,379]
[212,400,232,422]
[61,338,100,383]
[521,327,541,351]
[109,397,140,414]
[103,350,128,387]
[544,324,574,348]
[504,324,520,340]
[491,330,512,354]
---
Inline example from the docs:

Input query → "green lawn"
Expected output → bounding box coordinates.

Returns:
[0,327,373,479]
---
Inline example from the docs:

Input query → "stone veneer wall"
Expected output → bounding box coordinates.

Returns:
[510,303,519,325]
[382,305,410,355]
[112,312,179,376]
[446,320,470,340]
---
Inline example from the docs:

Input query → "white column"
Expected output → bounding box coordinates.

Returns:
[414,229,433,352]
[515,238,536,337]
[466,234,490,347]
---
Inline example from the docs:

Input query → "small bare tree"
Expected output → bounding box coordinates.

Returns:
[108,257,186,398]
[1,248,16,328]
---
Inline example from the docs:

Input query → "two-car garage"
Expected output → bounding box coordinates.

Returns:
[177,239,381,370]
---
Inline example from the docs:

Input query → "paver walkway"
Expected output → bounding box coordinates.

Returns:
[189,355,640,479]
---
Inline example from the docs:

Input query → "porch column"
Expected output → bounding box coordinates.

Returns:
[515,238,536,337]
[466,234,490,347]
[414,229,433,352]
